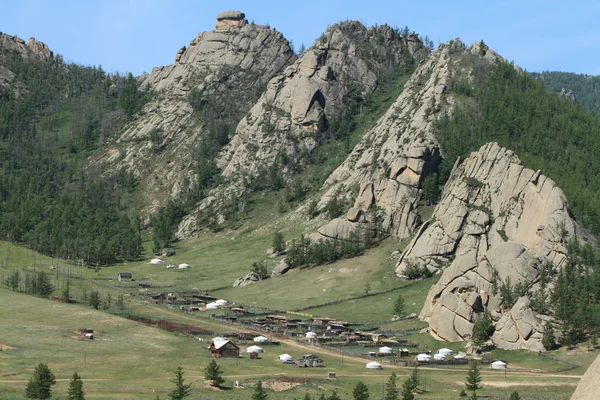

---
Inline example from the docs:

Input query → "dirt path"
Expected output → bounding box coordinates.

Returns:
[275,336,583,379]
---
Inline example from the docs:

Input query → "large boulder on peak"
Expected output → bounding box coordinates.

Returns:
[96,21,296,219]
[215,10,247,31]
[400,142,585,350]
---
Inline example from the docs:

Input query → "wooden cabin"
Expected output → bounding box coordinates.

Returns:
[209,338,240,358]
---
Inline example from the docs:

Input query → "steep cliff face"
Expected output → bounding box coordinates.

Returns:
[176,22,428,237]
[0,33,53,98]
[397,142,584,350]
[313,40,503,242]
[97,12,295,213]
[217,21,425,181]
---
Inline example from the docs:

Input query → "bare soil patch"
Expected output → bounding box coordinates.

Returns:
[127,316,213,335]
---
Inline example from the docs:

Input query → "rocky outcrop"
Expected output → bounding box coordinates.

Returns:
[217,21,425,181]
[571,354,600,400]
[0,33,53,98]
[399,142,583,350]
[0,33,53,60]
[491,297,545,351]
[271,260,290,276]
[233,271,263,287]
[311,40,502,242]
[95,11,295,215]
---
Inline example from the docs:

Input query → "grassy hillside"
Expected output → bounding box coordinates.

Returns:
[0,287,590,400]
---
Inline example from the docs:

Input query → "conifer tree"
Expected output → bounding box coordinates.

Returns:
[327,390,341,400]
[67,372,85,400]
[400,379,414,400]
[393,294,406,317]
[272,231,286,254]
[204,359,224,387]
[465,363,482,392]
[252,380,268,400]
[62,280,71,303]
[168,366,192,400]
[352,381,370,400]
[384,372,399,400]
[88,289,101,310]
[25,363,56,399]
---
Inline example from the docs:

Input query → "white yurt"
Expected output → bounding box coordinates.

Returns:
[178,263,190,269]
[434,353,447,361]
[436,348,453,357]
[491,360,507,370]
[366,361,383,370]
[279,354,293,362]
[247,345,263,353]
[150,258,164,264]
[305,332,318,339]
[379,346,393,355]
[454,355,466,359]
[253,335,269,343]
[416,353,432,362]
[166,264,175,269]
[215,299,228,306]
[206,302,219,309]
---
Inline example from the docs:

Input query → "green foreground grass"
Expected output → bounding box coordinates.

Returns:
[0,288,588,400]
[0,213,595,400]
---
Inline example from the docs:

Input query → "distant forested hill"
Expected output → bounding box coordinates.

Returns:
[0,41,146,265]
[531,71,600,117]
[437,61,600,234]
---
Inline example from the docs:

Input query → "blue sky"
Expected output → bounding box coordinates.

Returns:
[1,0,598,76]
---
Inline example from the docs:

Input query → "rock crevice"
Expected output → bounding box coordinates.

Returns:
[398,142,583,350]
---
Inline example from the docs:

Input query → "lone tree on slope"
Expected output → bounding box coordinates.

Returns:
[25,363,56,400]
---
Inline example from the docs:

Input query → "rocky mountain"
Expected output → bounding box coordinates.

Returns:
[96,11,296,215]
[0,33,52,98]
[217,21,425,180]
[176,20,429,236]
[312,40,502,242]
[396,142,586,350]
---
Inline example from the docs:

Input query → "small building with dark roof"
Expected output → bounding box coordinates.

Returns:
[118,272,132,281]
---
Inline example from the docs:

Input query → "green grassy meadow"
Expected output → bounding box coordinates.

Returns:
[0,222,594,399]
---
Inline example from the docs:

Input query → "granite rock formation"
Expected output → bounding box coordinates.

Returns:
[398,142,583,350]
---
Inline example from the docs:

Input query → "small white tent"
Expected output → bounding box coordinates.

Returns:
[253,336,269,343]
[416,353,431,362]
[305,332,318,339]
[491,360,507,370]
[247,345,263,353]
[206,302,219,309]
[150,258,164,264]
[215,299,228,306]
[178,263,190,269]
[279,354,293,362]
[366,361,383,370]
[166,264,175,269]
[379,346,393,355]
[434,353,447,361]
[436,348,453,357]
